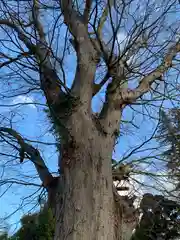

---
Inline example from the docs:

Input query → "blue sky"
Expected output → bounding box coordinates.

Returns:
[0,0,180,234]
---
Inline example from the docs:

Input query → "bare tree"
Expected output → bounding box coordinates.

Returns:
[0,0,180,239]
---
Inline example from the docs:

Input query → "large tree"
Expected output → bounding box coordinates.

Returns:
[0,0,180,239]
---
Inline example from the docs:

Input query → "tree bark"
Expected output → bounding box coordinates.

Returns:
[54,109,114,240]
[48,108,137,240]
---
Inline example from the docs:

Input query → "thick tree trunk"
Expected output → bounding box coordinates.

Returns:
[55,144,114,239]
[54,109,114,239]
[50,109,136,240]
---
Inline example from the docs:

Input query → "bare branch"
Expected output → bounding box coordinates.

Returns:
[32,0,46,43]
[83,0,93,24]
[0,127,54,189]
[97,2,110,39]
[0,179,41,187]
[93,72,110,96]
[0,18,65,106]
[0,52,31,69]
[0,19,36,52]
[114,41,180,108]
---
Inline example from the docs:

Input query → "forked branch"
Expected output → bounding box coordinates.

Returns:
[60,0,100,107]
[60,0,86,41]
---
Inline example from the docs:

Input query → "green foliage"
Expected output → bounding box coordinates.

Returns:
[0,232,8,240]
[44,94,80,147]
[44,107,61,148]
[10,208,55,240]
[132,194,180,240]
[35,208,55,240]
[15,213,39,240]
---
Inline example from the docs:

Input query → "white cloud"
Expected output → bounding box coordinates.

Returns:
[12,96,36,109]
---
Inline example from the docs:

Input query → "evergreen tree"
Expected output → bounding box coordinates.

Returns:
[157,108,180,184]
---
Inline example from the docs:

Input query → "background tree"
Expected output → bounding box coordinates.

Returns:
[10,208,55,240]
[157,108,180,187]
[0,0,179,239]
[131,193,180,240]
[131,107,180,240]
[0,232,8,240]
[0,207,55,240]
